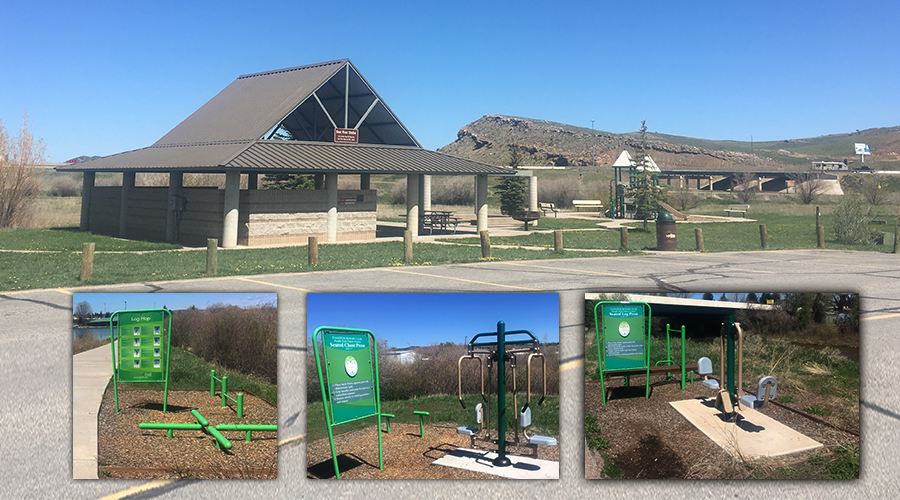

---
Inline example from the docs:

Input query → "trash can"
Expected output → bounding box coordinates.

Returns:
[656,211,677,251]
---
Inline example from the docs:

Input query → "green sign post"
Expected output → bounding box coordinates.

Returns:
[109,308,173,412]
[594,301,651,405]
[313,326,383,479]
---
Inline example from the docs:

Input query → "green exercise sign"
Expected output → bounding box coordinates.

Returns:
[593,301,651,405]
[599,303,647,370]
[314,326,383,479]
[322,330,377,424]
[117,311,166,381]
[110,308,173,412]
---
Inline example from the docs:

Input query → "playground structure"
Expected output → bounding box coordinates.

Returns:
[697,315,777,422]
[313,326,383,480]
[139,409,277,452]
[456,321,556,467]
[605,149,661,219]
[110,308,173,413]
[211,369,244,418]
[593,301,699,405]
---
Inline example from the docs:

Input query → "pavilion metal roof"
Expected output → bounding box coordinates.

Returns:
[58,140,514,175]
[58,59,511,176]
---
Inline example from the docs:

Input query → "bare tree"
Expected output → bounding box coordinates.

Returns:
[860,174,888,206]
[731,171,759,203]
[75,301,93,325]
[788,169,827,205]
[0,112,44,227]
[668,178,702,211]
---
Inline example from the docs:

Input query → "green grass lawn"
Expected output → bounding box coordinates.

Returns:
[307,394,559,444]
[0,235,608,291]
[0,227,181,251]
[116,345,276,405]
[445,212,896,253]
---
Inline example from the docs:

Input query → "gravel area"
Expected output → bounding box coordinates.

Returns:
[98,389,277,479]
[585,375,859,479]
[307,421,559,479]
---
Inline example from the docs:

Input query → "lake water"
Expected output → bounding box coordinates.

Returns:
[73,327,112,341]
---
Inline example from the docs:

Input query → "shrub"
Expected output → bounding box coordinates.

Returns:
[49,176,81,197]
[588,435,610,450]
[391,178,407,205]
[539,177,585,209]
[832,196,877,244]
[172,304,277,384]
[432,176,475,206]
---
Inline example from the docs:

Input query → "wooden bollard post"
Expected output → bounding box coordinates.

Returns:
[403,230,413,262]
[620,227,629,251]
[308,236,318,266]
[80,242,94,280]
[695,228,704,252]
[894,225,899,254]
[759,224,769,249]
[480,230,491,259]
[554,230,563,251]
[206,238,217,275]
[817,225,825,248]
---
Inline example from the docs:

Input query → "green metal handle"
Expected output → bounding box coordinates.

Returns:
[139,423,202,430]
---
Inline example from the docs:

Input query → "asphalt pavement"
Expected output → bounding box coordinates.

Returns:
[1,249,897,499]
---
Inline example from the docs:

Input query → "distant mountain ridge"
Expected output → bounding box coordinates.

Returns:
[438,115,900,171]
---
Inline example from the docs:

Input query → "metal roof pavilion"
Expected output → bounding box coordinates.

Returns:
[58,59,511,176]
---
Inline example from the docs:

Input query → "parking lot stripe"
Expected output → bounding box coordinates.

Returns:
[381,268,539,290]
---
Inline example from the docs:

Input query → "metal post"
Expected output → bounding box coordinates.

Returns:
[493,321,511,467]
[725,315,737,420]
[237,393,243,418]
[221,376,227,407]
[211,370,216,397]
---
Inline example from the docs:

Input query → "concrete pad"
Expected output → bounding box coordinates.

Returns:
[72,342,115,479]
[432,448,558,479]
[670,398,822,459]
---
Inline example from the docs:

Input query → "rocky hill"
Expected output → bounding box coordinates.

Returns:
[438,115,900,171]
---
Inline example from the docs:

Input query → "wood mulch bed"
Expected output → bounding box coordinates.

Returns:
[307,421,559,479]
[98,388,277,479]
[584,375,859,479]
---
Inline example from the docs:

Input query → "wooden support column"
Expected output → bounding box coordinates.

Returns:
[222,170,240,248]
[360,174,371,190]
[248,173,258,190]
[166,172,183,243]
[80,171,95,231]
[326,173,338,243]
[119,171,135,237]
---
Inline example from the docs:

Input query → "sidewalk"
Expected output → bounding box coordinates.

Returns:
[72,342,114,479]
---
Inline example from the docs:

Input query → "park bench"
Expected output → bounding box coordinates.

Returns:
[539,202,559,217]
[724,204,750,217]
[572,200,604,212]
[513,210,541,230]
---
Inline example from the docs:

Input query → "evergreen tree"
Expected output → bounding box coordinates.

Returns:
[746,292,758,303]
[262,173,315,190]
[626,121,665,231]
[496,145,527,216]
[702,292,715,301]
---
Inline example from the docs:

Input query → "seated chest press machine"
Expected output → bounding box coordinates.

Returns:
[456,321,557,466]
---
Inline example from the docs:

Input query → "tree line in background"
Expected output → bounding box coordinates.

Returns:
[172,303,277,384]
[307,338,559,403]
[0,112,44,228]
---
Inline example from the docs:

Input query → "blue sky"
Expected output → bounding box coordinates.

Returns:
[71,293,276,315]
[3,1,897,162]
[307,293,559,348]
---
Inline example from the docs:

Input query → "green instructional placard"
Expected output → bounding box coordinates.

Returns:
[321,329,377,424]
[117,310,166,381]
[313,325,383,479]
[599,303,648,370]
